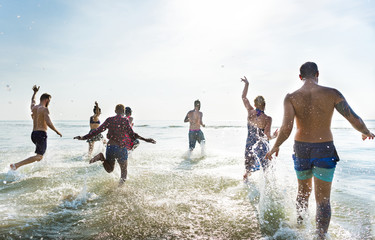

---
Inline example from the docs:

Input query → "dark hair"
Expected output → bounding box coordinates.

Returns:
[115,104,125,114]
[93,106,101,114]
[125,107,132,115]
[194,100,200,107]
[300,62,318,78]
[40,93,51,101]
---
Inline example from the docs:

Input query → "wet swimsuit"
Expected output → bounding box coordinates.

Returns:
[31,131,47,155]
[244,124,269,172]
[256,108,264,117]
[87,117,103,143]
[86,129,104,143]
[90,116,100,124]
[293,141,339,182]
[189,129,205,150]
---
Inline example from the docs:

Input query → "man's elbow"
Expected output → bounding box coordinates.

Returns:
[280,126,292,137]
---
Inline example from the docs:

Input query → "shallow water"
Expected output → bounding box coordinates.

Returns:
[0,120,374,239]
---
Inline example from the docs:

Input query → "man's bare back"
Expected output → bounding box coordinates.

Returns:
[287,81,341,142]
[32,105,49,132]
[266,62,374,239]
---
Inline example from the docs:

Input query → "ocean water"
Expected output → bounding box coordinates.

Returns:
[0,119,374,239]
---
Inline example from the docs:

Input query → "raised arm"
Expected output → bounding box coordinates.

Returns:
[334,91,374,140]
[44,108,62,137]
[94,101,100,117]
[30,85,40,110]
[241,76,254,111]
[266,94,295,159]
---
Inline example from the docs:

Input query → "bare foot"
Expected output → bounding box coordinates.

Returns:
[10,164,17,171]
[89,153,105,164]
[118,178,126,187]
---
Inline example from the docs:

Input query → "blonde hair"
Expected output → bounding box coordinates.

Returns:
[254,96,265,110]
[115,104,125,114]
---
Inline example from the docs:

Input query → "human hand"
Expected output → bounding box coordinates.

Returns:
[265,146,279,160]
[241,76,249,84]
[272,129,279,139]
[146,138,156,144]
[362,132,375,140]
[74,136,83,140]
[32,85,40,93]
[57,132,62,137]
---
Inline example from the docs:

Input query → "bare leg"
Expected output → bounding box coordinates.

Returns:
[119,161,128,182]
[103,159,115,173]
[243,170,251,181]
[200,140,206,156]
[314,177,332,239]
[10,154,43,170]
[89,153,115,173]
[296,178,313,224]
[88,142,94,156]
[89,152,105,164]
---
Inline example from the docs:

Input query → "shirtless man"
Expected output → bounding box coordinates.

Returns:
[265,62,374,239]
[10,85,62,170]
[184,100,206,153]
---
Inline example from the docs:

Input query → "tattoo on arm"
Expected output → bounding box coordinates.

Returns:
[335,100,360,119]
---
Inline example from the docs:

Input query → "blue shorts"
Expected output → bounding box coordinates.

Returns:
[31,131,47,155]
[106,145,128,164]
[188,130,205,150]
[293,141,339,182]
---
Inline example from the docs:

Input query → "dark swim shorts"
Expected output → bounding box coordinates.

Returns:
[293,141,339,182]
[188,129,205,150]
[31,131,47,155]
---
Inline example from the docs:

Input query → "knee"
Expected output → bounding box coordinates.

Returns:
[105,167,114,173]
[35,155,43,161]
[103,161,114,173]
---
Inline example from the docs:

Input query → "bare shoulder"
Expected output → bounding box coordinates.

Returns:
[319,86,345,103]
[284,92,295,101]
[265,115,272,123]
[43,107,50,114]
[319,85,340,93]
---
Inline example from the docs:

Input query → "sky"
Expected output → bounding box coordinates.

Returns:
[1,0,375,124]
